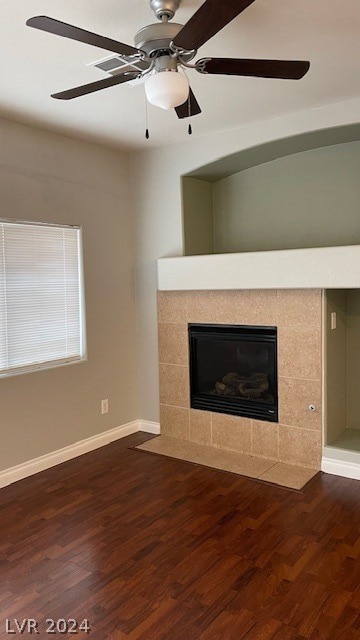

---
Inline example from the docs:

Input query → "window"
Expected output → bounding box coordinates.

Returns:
[0,220,86,377]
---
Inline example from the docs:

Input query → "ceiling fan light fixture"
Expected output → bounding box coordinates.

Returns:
[145,70,189,110]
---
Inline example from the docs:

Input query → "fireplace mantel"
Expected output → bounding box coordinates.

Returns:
[158,245,360,291]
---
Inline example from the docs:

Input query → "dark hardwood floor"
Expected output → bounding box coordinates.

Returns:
[1,432,360,639]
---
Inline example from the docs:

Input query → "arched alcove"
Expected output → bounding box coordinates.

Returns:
[182,123,360,256]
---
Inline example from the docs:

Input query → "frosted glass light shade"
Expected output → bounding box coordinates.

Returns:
[145,71,189,110]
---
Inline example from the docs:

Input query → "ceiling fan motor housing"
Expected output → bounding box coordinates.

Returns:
[134,22,195,60]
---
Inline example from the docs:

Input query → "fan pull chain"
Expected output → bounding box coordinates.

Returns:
[145,95,150,140]
[187,93,192,135]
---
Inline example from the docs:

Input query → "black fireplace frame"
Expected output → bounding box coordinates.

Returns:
[189,324,278,423]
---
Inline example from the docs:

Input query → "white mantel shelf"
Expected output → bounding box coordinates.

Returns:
[157,245,360,291]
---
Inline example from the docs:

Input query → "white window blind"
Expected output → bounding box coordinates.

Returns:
[0,220,86,377]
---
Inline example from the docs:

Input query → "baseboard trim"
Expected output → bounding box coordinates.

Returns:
[0,419,160,490]
[322,457,360,481]
[139,420,161,435]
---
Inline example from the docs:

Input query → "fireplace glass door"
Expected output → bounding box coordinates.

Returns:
[189,324,278,422]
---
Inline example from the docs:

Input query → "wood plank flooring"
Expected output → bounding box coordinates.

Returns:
[0,432,360,639]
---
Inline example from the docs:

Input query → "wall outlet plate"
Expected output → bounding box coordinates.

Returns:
[101,399,109,414]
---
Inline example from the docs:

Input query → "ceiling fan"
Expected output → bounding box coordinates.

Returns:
[26,0,310,120]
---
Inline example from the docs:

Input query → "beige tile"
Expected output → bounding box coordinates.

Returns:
[278,425,322,469]
[136,437,275,482]
[157,291,188,323]
[259,462,318,490]
[138,434,191,456]
[160,405,189,440]
[224,290,254,324]
[278,326,322,380]
[279,377,322,430]
[187,291,217,324]
[248,290,279,326]
[184,444,250,470]
[159,364,189,407]
[277,289,322,328]
[187,290,250,325]
[189,410,212,445]
[136,437,317,489]
[136,435,251,474]
[252,420,279,460]
[186,289,280,326]
[158,323,188,365]
[233,455,275,478]
[212,413,252,454]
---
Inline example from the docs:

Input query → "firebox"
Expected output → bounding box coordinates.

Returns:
[189,324,278,422]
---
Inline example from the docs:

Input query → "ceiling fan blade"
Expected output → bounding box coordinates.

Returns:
[197,58,310,79]
[26,16,144,58]
[172,0,256,51]
[52,72,139,100]
[175,88,202,119]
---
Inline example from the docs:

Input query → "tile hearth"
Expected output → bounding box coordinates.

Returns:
[135,436,319,490]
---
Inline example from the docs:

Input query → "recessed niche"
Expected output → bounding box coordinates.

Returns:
[182,124,360,257]
[325,289,360,453]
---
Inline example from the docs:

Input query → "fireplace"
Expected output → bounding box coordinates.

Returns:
[189,324,278,422]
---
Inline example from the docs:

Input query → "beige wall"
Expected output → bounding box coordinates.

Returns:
[212,141,360,254]
[131,98,360,423]
[0,118,138,470]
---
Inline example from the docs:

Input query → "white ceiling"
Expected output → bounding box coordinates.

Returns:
[1,0,360,150]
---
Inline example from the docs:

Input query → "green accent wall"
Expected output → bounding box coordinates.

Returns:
[347,291,360,430]
[183,140,360,255]
[326,289,360,442]
[182,177,214,255]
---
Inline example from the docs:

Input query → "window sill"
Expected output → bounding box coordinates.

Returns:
[0,356,88,380]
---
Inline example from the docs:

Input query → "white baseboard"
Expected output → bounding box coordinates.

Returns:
[322,447,360,481]
[322,458,360,481]
[139,420,161,434]
[0,418,160,490]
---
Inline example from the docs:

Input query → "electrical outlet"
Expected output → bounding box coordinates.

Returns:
[101,399,109,415]
[331,312,337,330]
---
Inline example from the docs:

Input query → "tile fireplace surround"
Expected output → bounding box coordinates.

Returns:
[157,289,323,471]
